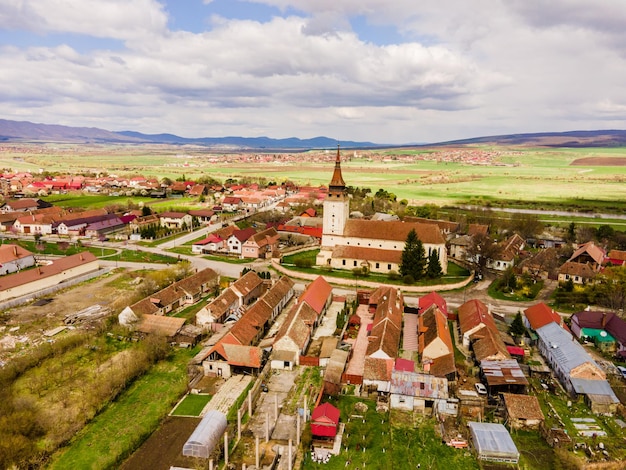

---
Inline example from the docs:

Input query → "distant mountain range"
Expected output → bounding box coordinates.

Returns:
[0,119,379,149]
[1,118,625,149]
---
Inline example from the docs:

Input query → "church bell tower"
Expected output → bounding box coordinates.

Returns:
[322,145,349,238]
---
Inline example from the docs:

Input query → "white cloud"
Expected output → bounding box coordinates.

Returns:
[0,0,624,143]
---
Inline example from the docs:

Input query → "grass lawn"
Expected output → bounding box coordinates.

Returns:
[47,347,194,470]
[282,249,470,287]
[108,249,179,264]
[487,278,544,301]
[302,396,478,470]
[171,394,211,417]
[40,194,153,209]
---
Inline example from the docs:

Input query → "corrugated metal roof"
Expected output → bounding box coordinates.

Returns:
[536,322,597,374]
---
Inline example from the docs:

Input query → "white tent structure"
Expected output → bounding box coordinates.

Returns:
[182,410,227,459]
[469,422,519,463]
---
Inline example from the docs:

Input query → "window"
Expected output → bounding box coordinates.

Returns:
[376,263,380,269]
[342,260,346,266]
[388,264,392,270]
[353,261,357,267]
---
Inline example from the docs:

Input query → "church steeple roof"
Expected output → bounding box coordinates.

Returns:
[329,145,346,192]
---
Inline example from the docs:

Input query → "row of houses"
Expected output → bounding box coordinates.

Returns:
[192,226,280,259]
[196,275,296,378]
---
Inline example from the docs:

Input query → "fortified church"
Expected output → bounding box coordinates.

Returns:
[315,147,448,274]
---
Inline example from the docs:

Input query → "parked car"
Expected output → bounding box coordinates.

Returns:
[617,365,626,380]
[475,383,487,395]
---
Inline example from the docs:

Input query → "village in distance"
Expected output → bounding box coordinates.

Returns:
[1,138,626,470]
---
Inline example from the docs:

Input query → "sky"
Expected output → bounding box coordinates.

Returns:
[1,0,625,144]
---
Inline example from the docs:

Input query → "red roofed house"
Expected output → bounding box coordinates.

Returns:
[523,302,566,331]
[606,249,626,266]
[272,276,332,367]
[419,291,448,318]
[311,402,340,439]
[241,227,279,259]
[0,244,36,275]
[227,227,257,256]
[192,234,224,254]
[418,305,455,379]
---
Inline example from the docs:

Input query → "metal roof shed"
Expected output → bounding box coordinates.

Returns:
[469,422,519,463]
[182,410,227,459]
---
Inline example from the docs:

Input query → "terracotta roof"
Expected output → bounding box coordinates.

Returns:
[607,249,626,262]
[0,252,98,292]
[343,219,445,245]
[136,314,185,337]
[559,261,597,279]
[524,302,563,330]
[274,301,316,349]
[418,305,453,359]
[472,327,510,362]
[221,344,262,368]
[299,276,332,315]
[159,211,188,219]
[363,357,393,381]
[568,241,605,266]
[207,288,239,319]
[328,147,346,191]
[231,271,263,297]
[0,244,33,263]
[502,393,544,421]
[457,299,496,335]
[331,245,401,264]
[403,217,460,233]
[468,224,488,236]
[231,227,257,243]
[429,353,456,378]
[419,291,447,316]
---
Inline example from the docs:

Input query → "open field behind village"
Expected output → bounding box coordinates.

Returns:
[4,144,626,209]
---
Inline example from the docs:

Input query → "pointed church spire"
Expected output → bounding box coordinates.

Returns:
[329,144,346,193]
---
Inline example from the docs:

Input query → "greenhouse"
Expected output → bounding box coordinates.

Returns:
[182,410,227,459]
[469,422,519,463]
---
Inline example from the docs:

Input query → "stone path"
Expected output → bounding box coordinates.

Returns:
[200,374,253,416]
[345,304,374,376]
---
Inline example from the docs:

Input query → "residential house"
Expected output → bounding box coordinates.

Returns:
[310,403,340,439]
[188,209,215,225]
[523,302,566,332]
[272,276,332,366]
[226,227,257,256]
[449,235,472,261]
[558,261,597,285]
[419,291,448,318]
[119,268,219,326]
[0,252,99,302]
[192,234,224,254]
[241,227,279,259]
[457,299,509,362]
[570,310,626,358]
[158,211,193,230]
[389,369,450,414]
[519,247,560,280]
[188,184,207,197]
[0,244,36,275]
[418,305,456,379]
[605,249,626,266]
[222,196,243,212]
[535,321,619,414]
[487,233,525,271]
[1,198,43,213]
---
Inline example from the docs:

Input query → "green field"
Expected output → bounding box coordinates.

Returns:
[6,144,626,213]
[47,347,193,470]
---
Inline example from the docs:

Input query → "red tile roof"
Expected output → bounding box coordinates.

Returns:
[343,220,445,244]
[524,302,563,330]
[299,276,332,315]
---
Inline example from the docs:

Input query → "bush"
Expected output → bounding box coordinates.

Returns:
[402,274,415,285]
[294,258,313,268]
[387,270,400,281]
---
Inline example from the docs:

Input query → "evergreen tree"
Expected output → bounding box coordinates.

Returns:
[400,229,426,280]
[509,312,527,337]
[426,249,443,279]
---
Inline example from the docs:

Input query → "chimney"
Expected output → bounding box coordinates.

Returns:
[13,245,17,256]
[601,312,608,328]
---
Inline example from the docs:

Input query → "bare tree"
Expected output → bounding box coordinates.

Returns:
[465,233,502,274]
